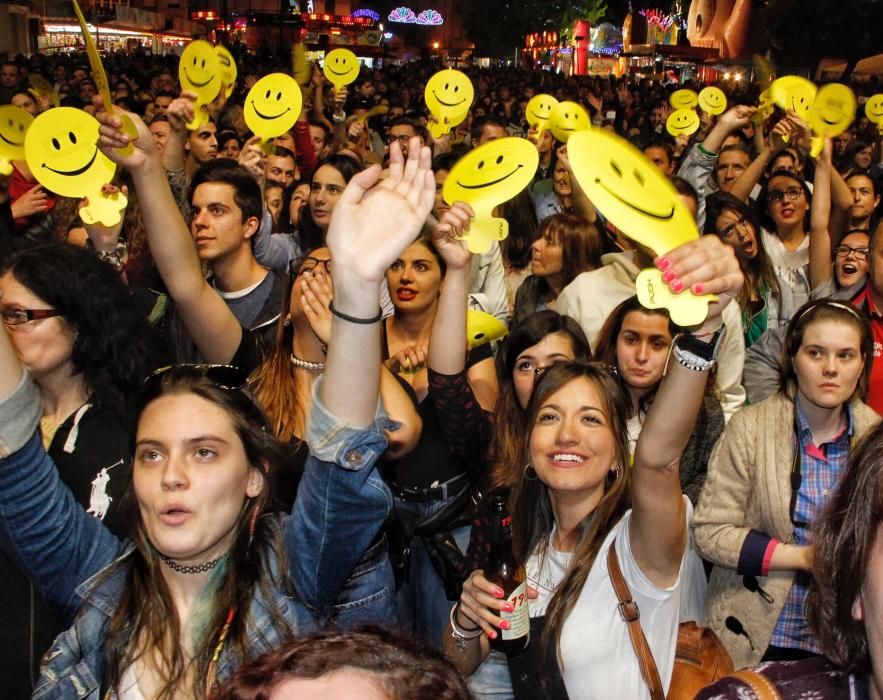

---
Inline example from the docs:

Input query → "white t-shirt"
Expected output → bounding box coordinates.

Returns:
[525,498,706,700]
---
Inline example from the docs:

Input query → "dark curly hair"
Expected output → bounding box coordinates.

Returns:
[213,625,473,700]
[0,242,158,413]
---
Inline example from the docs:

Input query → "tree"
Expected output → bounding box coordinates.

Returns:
[464,0,610,57]
[761,0,883,78]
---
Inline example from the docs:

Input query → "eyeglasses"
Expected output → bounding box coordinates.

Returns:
[1,308,62,326]
[833,245,870,261]
[144,364,250,390]
[290,256,332,277]
[719,216,751,239]
[388,134,412,146]
[767,186,804,204]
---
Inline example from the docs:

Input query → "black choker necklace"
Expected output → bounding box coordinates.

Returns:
[158,552,227,574]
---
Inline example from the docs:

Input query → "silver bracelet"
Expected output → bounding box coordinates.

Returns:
[671,344,715,372]
[450,604,482,651]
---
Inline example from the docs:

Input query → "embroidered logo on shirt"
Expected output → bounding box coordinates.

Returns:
[87,459,123,520]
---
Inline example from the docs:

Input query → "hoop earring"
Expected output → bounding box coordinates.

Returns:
[524,463,539,481]
[609,464,623,482]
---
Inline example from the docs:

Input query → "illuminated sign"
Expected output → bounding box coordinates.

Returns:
[353,8,381,22]
[388,6,444,25]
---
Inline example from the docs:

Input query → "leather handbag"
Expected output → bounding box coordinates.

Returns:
[607,542,734,699]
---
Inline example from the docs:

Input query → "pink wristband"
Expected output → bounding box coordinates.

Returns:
[761,538,780,577]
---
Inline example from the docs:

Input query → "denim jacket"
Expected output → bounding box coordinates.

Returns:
[0,373,395,699]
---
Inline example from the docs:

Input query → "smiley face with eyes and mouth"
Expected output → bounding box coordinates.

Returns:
[178,40,222,130]
[0,105,33,174]
[698,86,727,115]
[771,75,817,121]
[215,45,238,98]
[25,107,126,226]
[323,49,360,89]
[867,94,883,129]
[424,68,474,138]
[549,101,590,143]
[442,137,538,253]
[670,89,699,110]
[244,73,303,143]
[666,108,700,137]
[526,94,560,129]
[568,128,714,325]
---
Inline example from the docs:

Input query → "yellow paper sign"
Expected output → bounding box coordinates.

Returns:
[467,309,508,349]
[666,108,700,137]
[808,83,856,157]
[292,43,312,87]
[442,137,539,254]
[525,94,559,139]
[215,45,238,98]
[567,129,715,324]
[698,86,727,115]
[178,40,223,130]
[867,94,883,134]
[670,89,699,110]
[323,49,360,90]
[72,0,137,155]
[424,69,473,139]
[244,73,303,144]
[770,76,817,120]
[25,107,126,226]
[0,105,33,175]
[549,101,590,143]
[753,88,775,125]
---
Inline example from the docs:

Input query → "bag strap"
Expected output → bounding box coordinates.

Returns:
[726,670,783,700]
[607,542,665,700]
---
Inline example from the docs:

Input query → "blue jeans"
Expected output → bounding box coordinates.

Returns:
[470,650,515,700]
[393,493,471,649]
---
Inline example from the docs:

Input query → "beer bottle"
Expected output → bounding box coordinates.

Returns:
[486,493,530,654]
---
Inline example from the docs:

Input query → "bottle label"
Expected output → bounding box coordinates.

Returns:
[500,580,530,640]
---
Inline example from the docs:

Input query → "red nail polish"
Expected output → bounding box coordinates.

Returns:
[672,280,684,293]
[500,620,511,630]
[503,603,514,612]
[692,283,704,294]
[494,588,504,598]
[487,629,497,639]
[662,270,676,282]
[657,257,670,270]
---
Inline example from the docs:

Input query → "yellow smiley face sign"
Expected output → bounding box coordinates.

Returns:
[0,105,33,175]
[424,69,473,139]
[809,83,855,138]
[770,75,817,120]
[244,73,303,143]
[179,40,223,130]
[215,45,238,98]
[323,49,360,90]
[442,137,538,254]
[567,128,715,325]
[670,89,699,110]
[25,107,126,226]
[549,101,590,143]
[466,310,508,349]
[867,94,883,133]
[698,86,727,115]
[525,94,560,135]
[666,108,700,137]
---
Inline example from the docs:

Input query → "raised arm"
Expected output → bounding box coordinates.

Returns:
[810,137,835,290]
[729,117,792,203]
[0,325,120,621]
[160,92,195,174]
[290,137,435,611]
[96,100,243,363]
[630,235,744,587]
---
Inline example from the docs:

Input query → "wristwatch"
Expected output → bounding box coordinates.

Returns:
[672,325,726,372]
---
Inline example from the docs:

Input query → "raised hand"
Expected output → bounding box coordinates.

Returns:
[11,184,48,219]
[165,92,198,134]
[326,135,435,286]
[238,135,266,183]
[433,201,474,272]
[655,234,744,332]
[300,269,334,346]
[94,97,158,173]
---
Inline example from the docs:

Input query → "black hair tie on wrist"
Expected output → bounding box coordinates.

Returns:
[329,301,383,325]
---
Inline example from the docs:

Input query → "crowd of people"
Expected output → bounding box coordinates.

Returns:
[1,42,883,699]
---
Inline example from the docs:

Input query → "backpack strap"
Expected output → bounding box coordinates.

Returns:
[726,670,783,700]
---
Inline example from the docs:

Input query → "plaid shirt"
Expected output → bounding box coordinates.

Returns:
[769,402,854,650]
